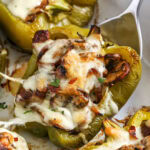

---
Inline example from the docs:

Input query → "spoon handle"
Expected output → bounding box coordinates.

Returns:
[125,0,143,16]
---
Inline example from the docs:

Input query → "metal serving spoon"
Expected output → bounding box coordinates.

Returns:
[98,0,143,57]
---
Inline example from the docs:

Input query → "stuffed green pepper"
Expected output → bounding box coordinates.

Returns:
[1,26,141,149]
[81,107,150,150]
[0,0,95,52]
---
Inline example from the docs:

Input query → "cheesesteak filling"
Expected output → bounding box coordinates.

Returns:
[14,28,130,131]
[0,128,28,150]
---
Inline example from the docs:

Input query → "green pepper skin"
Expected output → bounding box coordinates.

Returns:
[68,5,93,27]
[49,0,71,11]
[0,1,93,52]
[0,49,7,83]
[24,122,48,137]
[48,115,106,149]
[50,25,89,39]
[69,0,96,6]
[104,46,142,108]
[126,107,150,128]
[10,54,38,96]
[23,54,38,79]
[81,146,98,150]
[0,1,34,52]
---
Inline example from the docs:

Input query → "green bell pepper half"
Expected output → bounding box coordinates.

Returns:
[0,0,94,52]
[20,44,141,148]
[104,45,142,108]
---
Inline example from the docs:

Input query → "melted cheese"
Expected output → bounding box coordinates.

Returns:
[0,128,28,150]
[14,99,93,130]
[98,90,118,116]
[60,50,106,94]
[23,75,37,91]
[30,101,76,130]
[0,33,119,131]
[15,91,118,131]
[14,34,119,131]
[23,72,52,91]
[2,0,42,20]
[15,103,43,124]
[71,105,93,129]
[38,39,70,64]
[25,37,104,92]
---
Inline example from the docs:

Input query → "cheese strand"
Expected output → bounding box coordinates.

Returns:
[0,118,26,129]
[0,72,24,84]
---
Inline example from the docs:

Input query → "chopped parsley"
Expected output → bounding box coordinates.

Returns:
[50,79,60,87]
[61,111,64,115]
[0,102,8,109]
[51,108,58,112]
[98,77,106,84]
[24,110,32,114]
[51,108,64,115]
[92,91,96,95]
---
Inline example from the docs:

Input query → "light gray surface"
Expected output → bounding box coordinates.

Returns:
[140,0,150,66]
[99,0,143,57]
[98,0,150,118]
